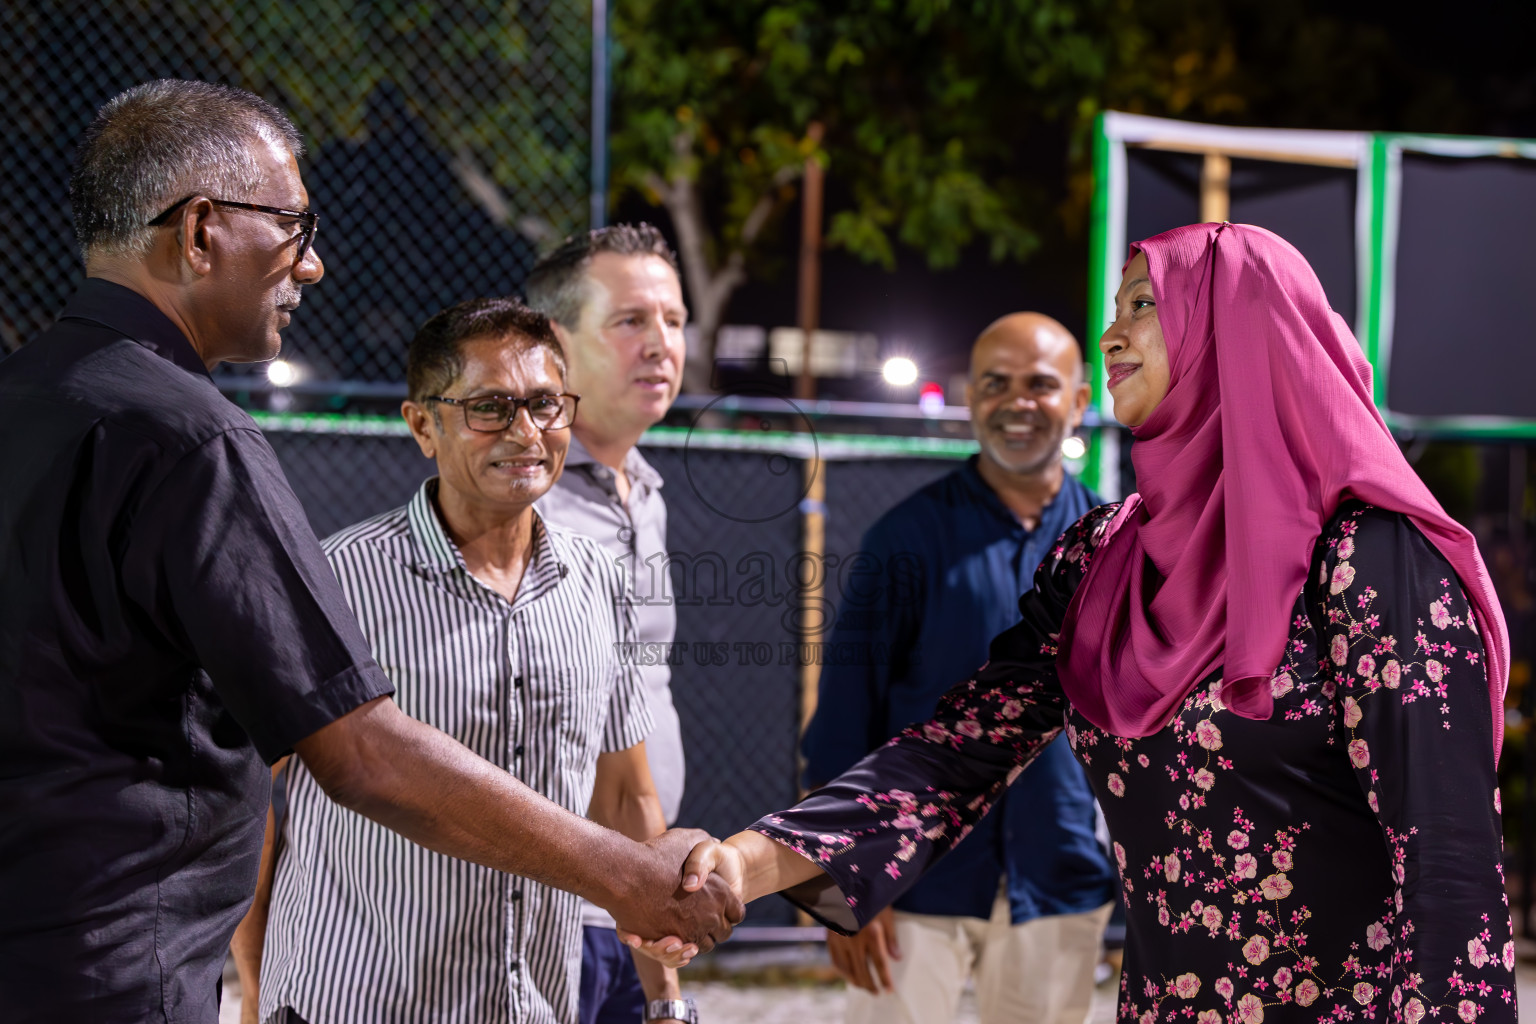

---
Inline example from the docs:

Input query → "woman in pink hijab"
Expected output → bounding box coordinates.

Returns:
[647,225,1515,1023]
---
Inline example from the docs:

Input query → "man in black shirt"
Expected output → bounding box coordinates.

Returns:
[0,80,739,1024]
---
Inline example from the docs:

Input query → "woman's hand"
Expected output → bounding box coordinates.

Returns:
[618,837,747,967]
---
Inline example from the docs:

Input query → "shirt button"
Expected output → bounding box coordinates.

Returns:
[514,744,525,757]
[514,676,525,688]
[510,961,521,972]
[512,890,523,901]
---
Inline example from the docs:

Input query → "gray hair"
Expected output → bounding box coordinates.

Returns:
[69,80,304,263]
[523,223,680,329]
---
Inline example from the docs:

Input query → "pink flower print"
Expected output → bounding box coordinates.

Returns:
[922,722,951,743]
[1348,738,1371,768]
[1107,773,1125,797]
[1259,872,1293,900]
[1404,997,1426,1024]
[1343,696,1363,728]
[1338,536,1355,559]
[1139,1012,1156,1024]
[1197,1012,1222,1024]
[1236,992,1265,1023]
[1273,967,1293,989]
[1137,753,1150,767]
[1330,634,1348,667]
[1295,979,1321,1007]
[1467,937,1490,968]
[883,861,902,880]
[1228,829,1251,850]
[1368,790,1379,813]
[1495,788,1503,814]
[1426,659,1445,683]
[1114,841,1127,869]
[955,719,983,739]
[1193,768,1216,791]
[1271,671,1294,699]
[1272,849,1293,871]
[1215,977,1235,1001]
[1382,660,1402,688]
[1458,999,1480,1022]
[1353,982,1376,1005]
[1243,933,1271,964]
[896,835,917,862]
[1331,560,1356,594]
[1202,905,1224,932]
[1165,852,1182,883]
[1431,598,1453,629]
[1366,921,1391,951]
[1173,973,1201,999]
[892,813,922,830]
[1158,906,1171,927]
[1356,654,1375,679]
[1194,720,1223,750]
[1233,852,1258,879]
[1504,939,1517,971]
[999,698,1023,720]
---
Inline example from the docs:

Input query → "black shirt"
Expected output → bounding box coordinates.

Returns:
[0,279,394,1023]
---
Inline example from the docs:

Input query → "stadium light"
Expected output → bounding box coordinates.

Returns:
[882,357,918,387]
[267,359,298,388]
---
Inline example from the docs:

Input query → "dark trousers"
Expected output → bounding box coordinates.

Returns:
[578,925,647,1024]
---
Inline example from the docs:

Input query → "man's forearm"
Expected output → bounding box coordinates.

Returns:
[297,697,647,910]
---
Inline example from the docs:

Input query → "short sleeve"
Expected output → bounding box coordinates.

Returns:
[121,429,394,762]
[600,567,654,753]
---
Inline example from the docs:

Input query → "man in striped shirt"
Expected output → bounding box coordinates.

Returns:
[240,299,691,1024]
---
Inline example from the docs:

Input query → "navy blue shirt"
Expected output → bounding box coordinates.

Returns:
[0,280,394,1023]
[802,458,1115,922]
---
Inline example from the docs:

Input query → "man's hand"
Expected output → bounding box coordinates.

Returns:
[827,905,901,994]
[619,836,747,967]
[607,828,744,954]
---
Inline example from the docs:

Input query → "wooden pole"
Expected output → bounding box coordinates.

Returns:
[1200,152,1231,224]
[796,123,825,401]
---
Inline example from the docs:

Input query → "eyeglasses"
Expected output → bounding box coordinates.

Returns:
[427,392,580,433]
[148,195,320,265]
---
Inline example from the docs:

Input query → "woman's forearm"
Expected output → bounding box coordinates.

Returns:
[722,829,823,902]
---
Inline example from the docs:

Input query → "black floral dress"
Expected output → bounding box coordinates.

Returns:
[753,501,1514,1024]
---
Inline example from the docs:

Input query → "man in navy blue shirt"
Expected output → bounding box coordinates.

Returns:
[802,313,1116,1024]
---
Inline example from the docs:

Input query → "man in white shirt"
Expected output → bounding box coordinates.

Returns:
[527,225,694,1024]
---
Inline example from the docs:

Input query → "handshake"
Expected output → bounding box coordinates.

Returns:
[603,828,755,967]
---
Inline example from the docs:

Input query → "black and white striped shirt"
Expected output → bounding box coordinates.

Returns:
[259,480,652,1024]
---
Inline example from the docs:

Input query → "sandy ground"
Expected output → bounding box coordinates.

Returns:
[219,945,1536,1023]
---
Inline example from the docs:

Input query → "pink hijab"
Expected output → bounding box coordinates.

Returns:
[1056,223,1510,760]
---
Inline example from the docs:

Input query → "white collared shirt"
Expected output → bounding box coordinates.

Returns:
[260,479,652,1024]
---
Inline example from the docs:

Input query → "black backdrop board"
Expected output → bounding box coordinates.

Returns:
[1390,154,1536,419]
[1124,148,1357,325]
[1228,160,1357,326]
[1125,149,1202,252]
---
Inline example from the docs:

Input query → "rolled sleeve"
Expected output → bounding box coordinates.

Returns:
[122,429,393,762]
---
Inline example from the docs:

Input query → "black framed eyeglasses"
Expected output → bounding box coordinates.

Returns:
[148,195,320,265]
[427,393,580,433]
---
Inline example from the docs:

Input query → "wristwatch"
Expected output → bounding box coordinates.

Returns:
[643,996,699,1023]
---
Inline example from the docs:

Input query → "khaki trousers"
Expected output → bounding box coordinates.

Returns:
[843,890,1113,1024]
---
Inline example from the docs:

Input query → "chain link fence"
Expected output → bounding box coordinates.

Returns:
[1,0,596,378]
